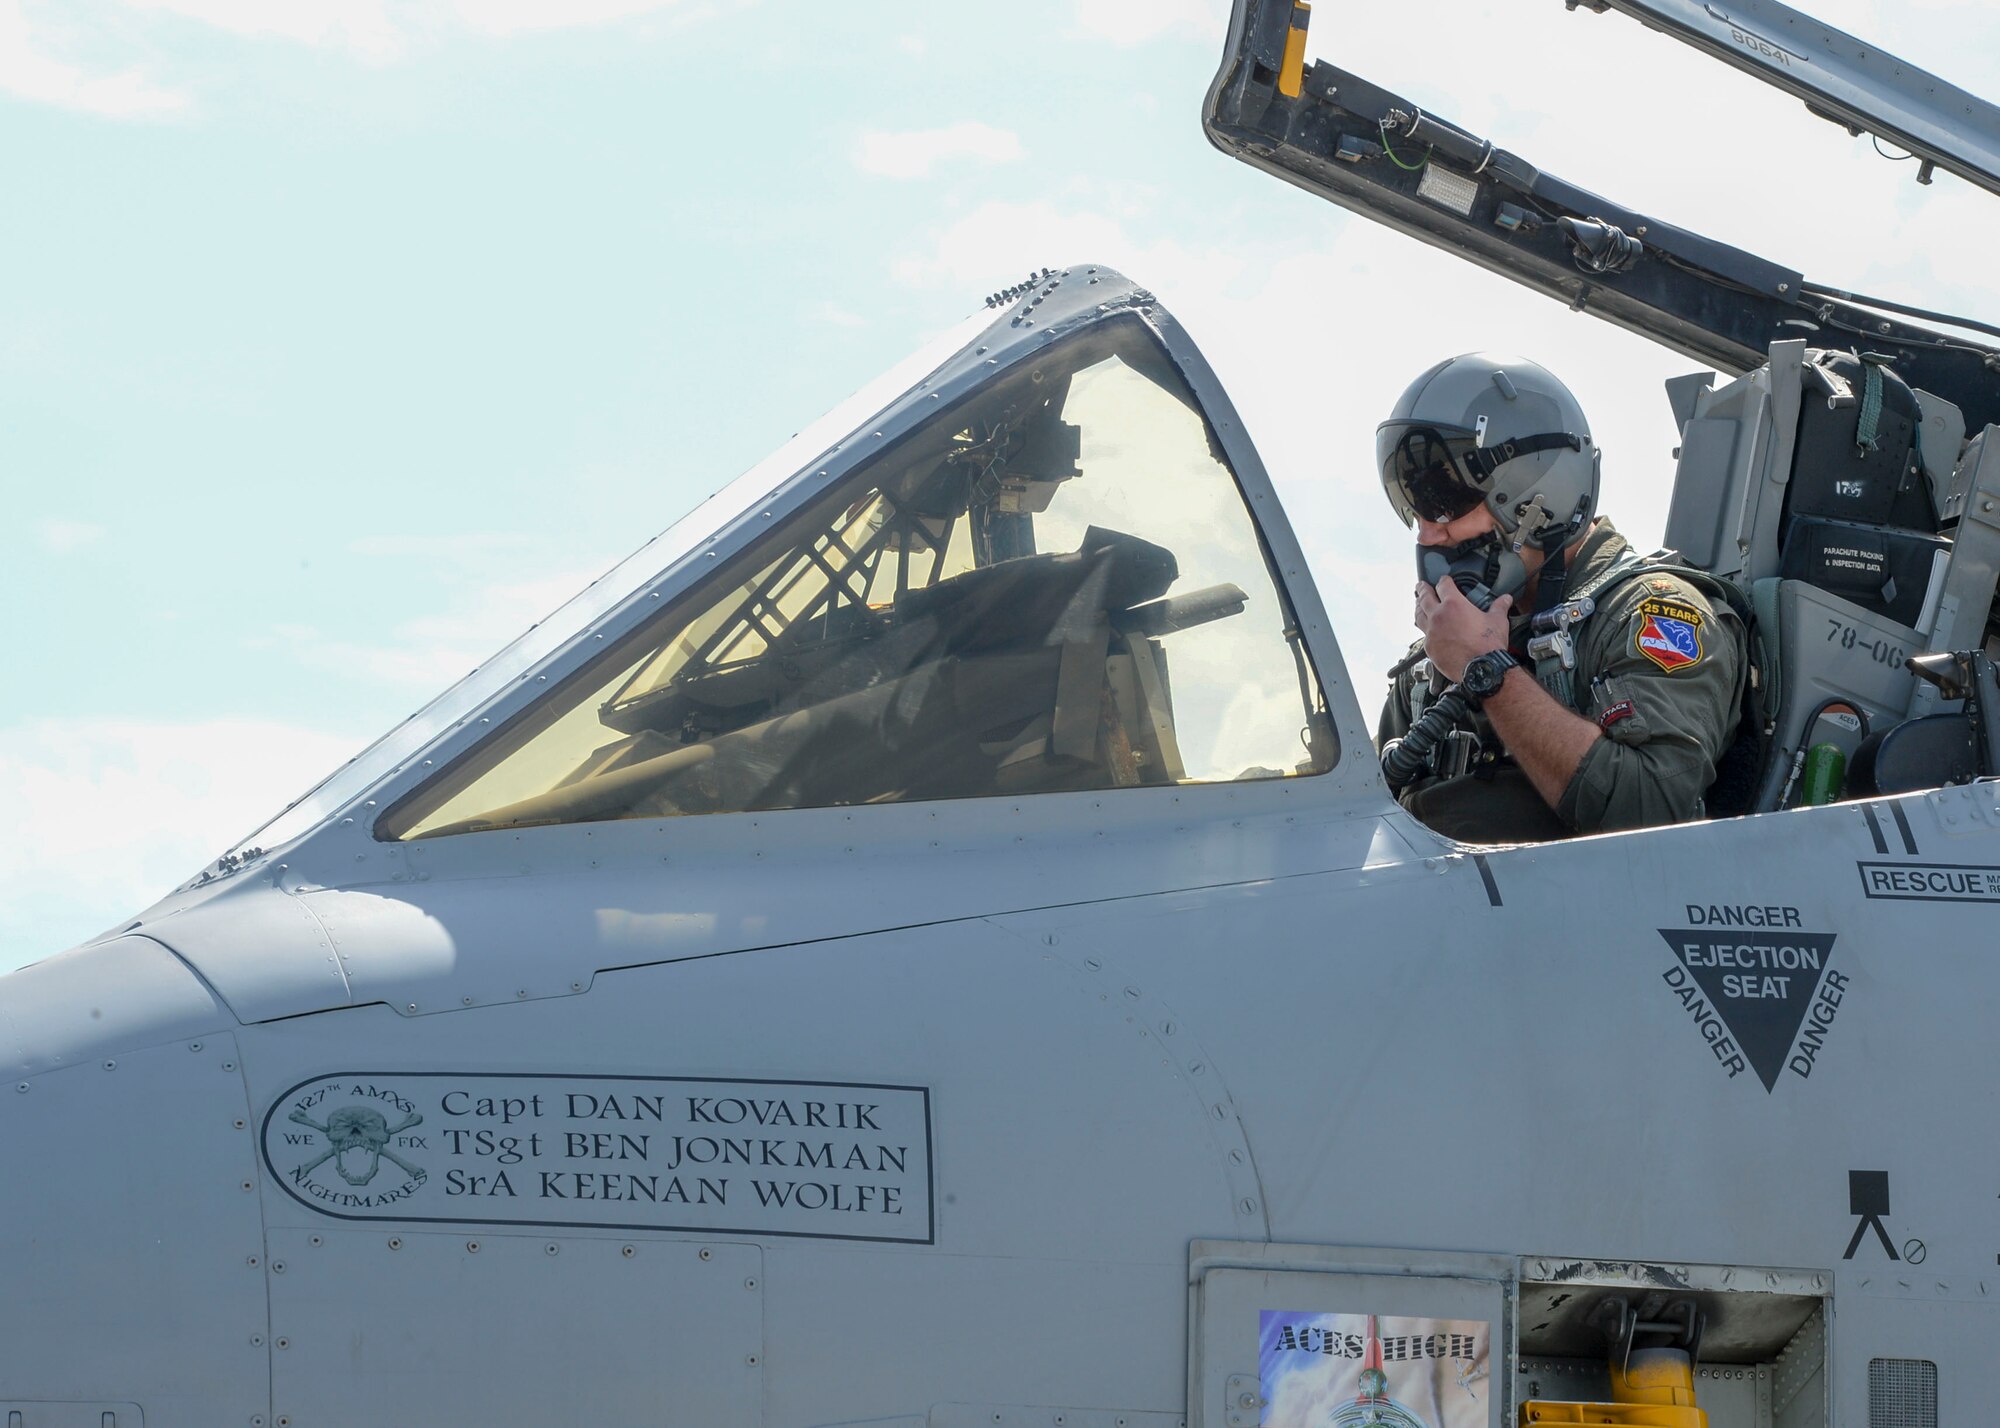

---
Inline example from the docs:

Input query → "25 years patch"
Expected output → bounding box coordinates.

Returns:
[1635,598,1704,672]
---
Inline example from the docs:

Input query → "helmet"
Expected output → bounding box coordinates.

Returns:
[1376,353,1600,549]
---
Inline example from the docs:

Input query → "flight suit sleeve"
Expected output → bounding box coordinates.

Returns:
[1555,574,1746,834]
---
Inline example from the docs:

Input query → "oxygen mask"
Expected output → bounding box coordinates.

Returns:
[1416,531,1524,612]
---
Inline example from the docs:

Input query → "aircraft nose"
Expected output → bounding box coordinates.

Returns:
[0,940,268,1415]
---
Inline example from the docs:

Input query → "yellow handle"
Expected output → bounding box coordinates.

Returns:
[1278,1,1310,98]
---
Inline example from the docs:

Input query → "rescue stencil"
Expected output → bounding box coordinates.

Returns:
[263,1072,933,1243]
[1857,860,2000,904]
[1258,1311,1487,1428]
[1656,905,1845,1091]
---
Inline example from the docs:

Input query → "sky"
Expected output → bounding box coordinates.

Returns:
[4,0,1997,968]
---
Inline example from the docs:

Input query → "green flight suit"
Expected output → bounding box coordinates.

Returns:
[1376,520,1747,843]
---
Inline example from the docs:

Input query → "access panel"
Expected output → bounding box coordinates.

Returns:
[268,1227,761,1427]
[1191,1247,1834,1428]
[1189,1242,1510,1428]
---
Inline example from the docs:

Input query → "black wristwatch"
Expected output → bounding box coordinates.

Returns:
[1460,649,1520,703]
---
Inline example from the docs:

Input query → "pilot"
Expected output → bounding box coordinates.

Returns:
[1373,353,1748,843]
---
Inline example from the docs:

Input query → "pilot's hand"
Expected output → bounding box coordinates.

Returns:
[1415,577,1512,685]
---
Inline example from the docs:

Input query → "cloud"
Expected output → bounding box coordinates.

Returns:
[0,716,365,970]
[808,299,867,329]
[125,0,747,50]
[263,565,614,692]
[890,196,1249,301]
[0,0,188,117]
[33,518,106,554]
[345,531,534,561]
[852,122,1026,180]
[119,0,405,61]
[448,0,746,39]
[0,0,756,113]
[1071,0,1220,46]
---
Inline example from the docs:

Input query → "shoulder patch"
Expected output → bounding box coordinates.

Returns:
[1636,608,1703,671]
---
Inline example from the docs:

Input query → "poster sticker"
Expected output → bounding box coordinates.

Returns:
[1258,1311,1488,1428]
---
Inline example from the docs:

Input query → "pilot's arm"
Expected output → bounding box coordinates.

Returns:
[1415,580,1602,816]
[1556,573,1746,832]
[1416,574,1744,834]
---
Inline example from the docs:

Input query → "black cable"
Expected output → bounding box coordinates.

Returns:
[1798,281,2000,345]
[1800,697,1873,742]
[1777,698,1873,809]
[1382,686,1474,790]
[1644,245,1784,303]
[1807,305,2000,366]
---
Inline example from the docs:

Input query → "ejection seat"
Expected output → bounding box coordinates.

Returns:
[1661,339,2000,807]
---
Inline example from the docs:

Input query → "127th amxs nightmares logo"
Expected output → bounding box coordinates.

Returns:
[280,1079,428,1202]
[262,1072,934,1243]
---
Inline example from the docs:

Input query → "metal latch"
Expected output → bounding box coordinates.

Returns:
[1526,595,1597,671]
[1225,1373,1265,1428]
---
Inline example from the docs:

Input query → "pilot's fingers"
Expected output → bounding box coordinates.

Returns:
[1491,593,1514,618]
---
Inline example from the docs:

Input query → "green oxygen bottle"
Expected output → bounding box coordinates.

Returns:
[1802,742,1847,805]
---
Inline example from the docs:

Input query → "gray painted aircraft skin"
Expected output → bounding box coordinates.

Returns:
[5,8,1996,1428]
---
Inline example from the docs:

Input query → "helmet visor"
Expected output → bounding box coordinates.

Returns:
[1376,422,1488,527]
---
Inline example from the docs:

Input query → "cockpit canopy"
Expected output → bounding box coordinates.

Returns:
[380,317,1335,839]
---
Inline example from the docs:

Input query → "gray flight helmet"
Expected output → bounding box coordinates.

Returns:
[1376,353,1601,550]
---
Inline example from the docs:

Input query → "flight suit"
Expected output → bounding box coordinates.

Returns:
[1377,520,1747,843]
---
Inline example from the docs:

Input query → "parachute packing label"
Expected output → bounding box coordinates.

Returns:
[1258,1311,1488,1428]
[1635,597,1703,672]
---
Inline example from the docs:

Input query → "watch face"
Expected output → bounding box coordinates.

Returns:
[1465,653,1508,697]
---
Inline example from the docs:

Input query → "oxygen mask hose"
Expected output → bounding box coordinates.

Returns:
[1382,685,1474,790]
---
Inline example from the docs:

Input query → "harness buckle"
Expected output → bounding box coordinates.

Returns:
[1527,595,1598,671]
[1526,628,1574,671]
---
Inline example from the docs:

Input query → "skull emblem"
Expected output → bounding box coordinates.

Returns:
[289,1104,425,1186]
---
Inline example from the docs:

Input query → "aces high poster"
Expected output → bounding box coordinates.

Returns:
[1258,1312,1488,1427]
